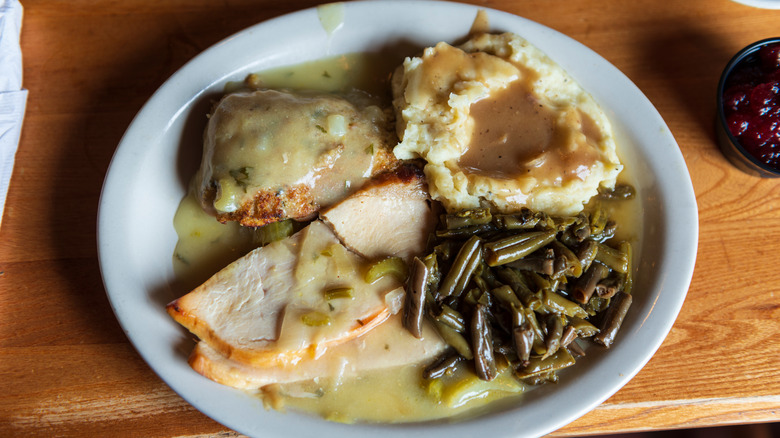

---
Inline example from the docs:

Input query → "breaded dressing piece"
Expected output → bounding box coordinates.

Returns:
[195,89,398,227]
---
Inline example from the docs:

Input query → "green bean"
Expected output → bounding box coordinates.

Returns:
[552,255,569,279]
[595,275,622,299]
[594,242,629,273]
[432,319,473,360]
[534,211,556,230]
[509,305,531,360]
[619,241,633,295]
[423,252,439,271]
[506,252,554,276]
[493,266,525,291]
[495,267,542,310]
[576,239,599,273]
[570,213,591,241]
[436,223,495,239]
[551,215,578,231]
[462,287,481,308]
[365,257,408,284]
[485,230,557,266]
[550,241,582,277]
[588,201,608,236]
[438,235,481,298]
[484,232,539,253]
[472,304,497,381]
[520,306,547,355]
[422,253,441,302]
[591,220,617,243]
[542,289,589,318]
[472,268,491,294]
[423,351,462,380]
[515,348,576,379]
[442,208,492,229]
[513,324,534,365]
[490,285,522,310]
[403,257,428,338]
[593,292,633,348]
[583,296,610,315]
[572,261,610,304]
[479,262,500,289]
[568,316,600,338]
[433,304,466,333]
[524,271,552,292]
[550,276,563,294]
[510,302,525,326]
[452,246,482,299]
[425,290,440,314]
[433,241,457,261]
[492,209,539,230]
[476,286,493,308]
[543,315,564,359]
[560,325,578,347]
[567,339,587,357]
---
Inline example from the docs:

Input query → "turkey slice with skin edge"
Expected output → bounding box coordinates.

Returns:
[188,313,447,390]
[167,220,401,368]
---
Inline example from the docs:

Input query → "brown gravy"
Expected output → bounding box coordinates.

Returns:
[460,79,604,183]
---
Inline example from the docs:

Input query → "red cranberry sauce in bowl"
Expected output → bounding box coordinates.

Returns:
[720,39,780,171]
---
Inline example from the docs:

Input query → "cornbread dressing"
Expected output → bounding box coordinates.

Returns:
[196,89,397,226]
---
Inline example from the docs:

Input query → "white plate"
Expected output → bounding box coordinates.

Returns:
[97,1,698,437]
[730,0,780,9]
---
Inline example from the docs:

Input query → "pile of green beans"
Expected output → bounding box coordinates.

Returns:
[403,192,634,385]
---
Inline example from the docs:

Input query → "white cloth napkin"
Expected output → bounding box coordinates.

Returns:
[0,0,26,229]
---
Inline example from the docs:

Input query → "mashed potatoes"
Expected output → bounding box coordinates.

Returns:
[392,33,622,215]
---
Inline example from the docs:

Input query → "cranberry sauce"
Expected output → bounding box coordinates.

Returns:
[722,41,780,168]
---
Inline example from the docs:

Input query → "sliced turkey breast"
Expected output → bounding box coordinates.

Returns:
[320,165,438,262]
[189,314,447,390]
[167,220,402,368]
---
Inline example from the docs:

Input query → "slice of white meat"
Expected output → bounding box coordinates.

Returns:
[189,314,447,390]
[320,165,438,262]
[167,220,402,368]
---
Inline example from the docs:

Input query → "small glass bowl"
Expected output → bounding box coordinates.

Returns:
[715,37,780,178]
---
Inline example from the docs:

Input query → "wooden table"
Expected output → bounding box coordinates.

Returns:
[2,0,779,436]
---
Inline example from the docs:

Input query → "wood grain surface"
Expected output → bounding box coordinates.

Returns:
[2,0,779,436]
